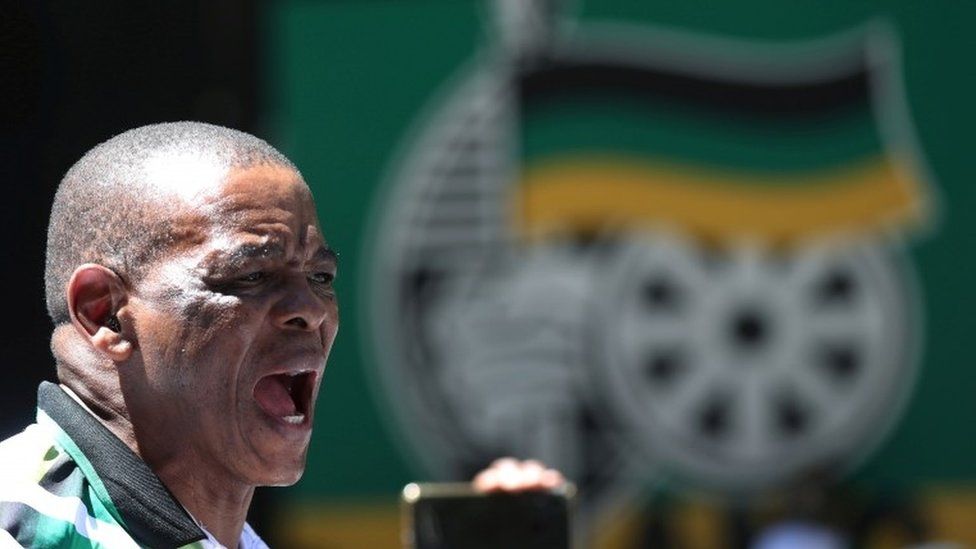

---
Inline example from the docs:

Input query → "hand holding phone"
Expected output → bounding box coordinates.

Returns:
[401,481,575,549]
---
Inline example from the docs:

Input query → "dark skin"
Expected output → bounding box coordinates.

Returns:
[53,157,563,547]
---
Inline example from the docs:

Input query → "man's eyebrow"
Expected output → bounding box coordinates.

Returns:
[314,247,339,266]
[203,243,338,270]
[201,242,285,271]
[226,242,286,263]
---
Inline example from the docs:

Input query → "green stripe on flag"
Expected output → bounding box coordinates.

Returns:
[521,92,884,175]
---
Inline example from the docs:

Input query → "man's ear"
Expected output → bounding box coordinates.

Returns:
[66,264,133,362]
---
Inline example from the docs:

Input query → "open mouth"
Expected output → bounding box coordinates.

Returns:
[253,370,316,426]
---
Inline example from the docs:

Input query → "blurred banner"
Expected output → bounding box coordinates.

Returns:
[268,1,975,547]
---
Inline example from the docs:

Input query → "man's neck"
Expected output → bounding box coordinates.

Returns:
[145,447,255,548]
[60,383,254,547]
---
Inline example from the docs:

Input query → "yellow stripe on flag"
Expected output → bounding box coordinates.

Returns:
[513,155,928,243]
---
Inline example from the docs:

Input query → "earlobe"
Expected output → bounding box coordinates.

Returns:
[66,264,133,362]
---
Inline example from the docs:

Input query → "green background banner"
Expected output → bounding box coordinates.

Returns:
[268,0,975,507]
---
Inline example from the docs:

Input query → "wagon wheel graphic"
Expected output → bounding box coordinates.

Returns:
[592,233,919,493]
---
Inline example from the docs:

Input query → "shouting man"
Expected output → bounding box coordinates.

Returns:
[0,123,562,548]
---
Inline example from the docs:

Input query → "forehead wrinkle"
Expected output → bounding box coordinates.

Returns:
[196,200,295,233]
[205,172,306,213]
[162,209,211,251]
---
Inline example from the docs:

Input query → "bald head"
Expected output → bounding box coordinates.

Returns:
[45,122,298,325]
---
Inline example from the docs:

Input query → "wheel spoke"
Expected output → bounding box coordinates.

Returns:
[783,361,835,421]
[738,373,770,455]
[624,313,695,347]
[657,364,720,429]
[806,309,868,340]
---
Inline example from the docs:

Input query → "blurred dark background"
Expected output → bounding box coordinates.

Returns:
[0,0,276,537]
[0,0,261,435]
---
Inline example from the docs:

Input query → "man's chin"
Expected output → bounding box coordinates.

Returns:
[262,469,305,487]
[243,435,310,486]
[252,456,307,487]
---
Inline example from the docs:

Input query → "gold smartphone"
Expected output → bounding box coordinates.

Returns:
[400,482,576,549]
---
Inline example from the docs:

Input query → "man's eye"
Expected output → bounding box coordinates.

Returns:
[309,272,334,285]
[238,272,266,283]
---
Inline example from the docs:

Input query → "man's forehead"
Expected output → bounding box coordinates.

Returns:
[142,150,230,203]
[182,183,328,263]
[140,152,315,221]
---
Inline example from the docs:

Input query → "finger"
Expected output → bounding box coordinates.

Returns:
[490,456,519,469]
[540,468,564,488]
[517,462,544,487]
[498,460,525,490]
[472,458,567,493]
[473,468,500,492]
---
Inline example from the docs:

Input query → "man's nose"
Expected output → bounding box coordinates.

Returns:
[272,273,333,332]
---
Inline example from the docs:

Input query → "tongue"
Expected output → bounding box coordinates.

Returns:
[254,375,298,417]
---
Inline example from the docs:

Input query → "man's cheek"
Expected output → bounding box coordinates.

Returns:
[175,297,245,358]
